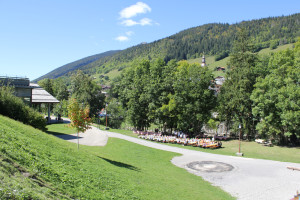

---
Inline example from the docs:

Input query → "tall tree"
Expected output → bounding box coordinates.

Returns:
[251,41,300,145]
[157,60,177,131]
[38,78,54,95]
[70,70,105,117]
[126,60,151,130]
[165,61,216,136]
[217,28,258,139]
[52,78,69,101]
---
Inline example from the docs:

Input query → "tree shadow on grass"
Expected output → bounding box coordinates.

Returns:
[98,156,140,172]
[47,131,82,140]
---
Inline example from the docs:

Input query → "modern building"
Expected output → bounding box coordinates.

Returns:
[0,76,59,123]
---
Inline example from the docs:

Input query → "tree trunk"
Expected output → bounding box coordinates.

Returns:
[77,131,79,149]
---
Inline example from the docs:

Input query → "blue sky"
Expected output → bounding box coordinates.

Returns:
[0,0,299,80]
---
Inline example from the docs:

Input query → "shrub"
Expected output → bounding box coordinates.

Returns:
[0,86,46,131]
[215,51,229,61]
[107,99,125,129]
[118,66,126,71]
[270,40,278,50]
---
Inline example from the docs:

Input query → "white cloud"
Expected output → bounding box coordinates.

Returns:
[115,36,129,42]
[119,2,151,19]
[115,31,134,42]
[139,18,152,26]
[126,31,134,36]
[121,19,138,26]
[121,18,154,27]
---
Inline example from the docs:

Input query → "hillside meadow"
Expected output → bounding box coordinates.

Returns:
[187,43,295,77]
[100,43,295,83]
[0,115,234,199]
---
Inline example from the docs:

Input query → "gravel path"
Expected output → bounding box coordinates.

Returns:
[55,126,108,146]
[56,128,300,200]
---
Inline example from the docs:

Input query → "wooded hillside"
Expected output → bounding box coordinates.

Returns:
[37,13,300,81]
[34,50,120,82]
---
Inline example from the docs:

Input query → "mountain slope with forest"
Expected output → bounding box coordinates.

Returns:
[34,50,120,82]
[37,13,300,81]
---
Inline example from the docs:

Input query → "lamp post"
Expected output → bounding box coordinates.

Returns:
[105,103,109,130]
[239,124,241,153]
[236,123,243,156]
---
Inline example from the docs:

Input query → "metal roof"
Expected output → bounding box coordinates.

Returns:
[31,83,60,103]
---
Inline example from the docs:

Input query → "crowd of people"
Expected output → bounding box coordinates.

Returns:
[134,131,222,149]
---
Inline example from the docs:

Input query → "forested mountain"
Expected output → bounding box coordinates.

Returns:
[34,50,120,82]
[37,13,300,81]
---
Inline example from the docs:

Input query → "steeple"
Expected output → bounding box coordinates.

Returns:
[201,52,206,67]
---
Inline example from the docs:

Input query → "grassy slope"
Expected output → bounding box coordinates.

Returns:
[187,43,294,77]
[0,115,234,200]
[94,69,121,85]
[96,125,300,164]
[98,43,295,84]
[46,123,76,135]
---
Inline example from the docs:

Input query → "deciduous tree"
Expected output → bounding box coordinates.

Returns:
[251,42,300,145]
[166,61,215,136]
[70,70,105,117]
[68,98,92,149]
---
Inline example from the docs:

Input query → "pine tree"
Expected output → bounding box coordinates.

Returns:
[217,28,258,139]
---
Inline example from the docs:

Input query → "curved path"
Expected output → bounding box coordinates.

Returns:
[56,128,300,200]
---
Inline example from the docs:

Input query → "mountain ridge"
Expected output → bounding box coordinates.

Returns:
[34,50,120,82]
[36,13,300,82]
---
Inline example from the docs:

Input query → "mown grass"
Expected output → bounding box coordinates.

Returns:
[97,124,137,137]
[163,140,300,164]
[46,123,76,135]
[0,115,234,200]
[99,125,300,164]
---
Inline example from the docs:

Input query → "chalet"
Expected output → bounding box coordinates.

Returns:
[216,67,225,71]
[215,76,225,85]
[101,85,111,90]
[209,76,225,94]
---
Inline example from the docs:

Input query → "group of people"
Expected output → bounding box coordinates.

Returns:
[134,131,222,149]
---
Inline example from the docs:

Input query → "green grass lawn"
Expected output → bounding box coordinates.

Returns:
[46,123,76,135]
[97,125,300,164]
[97,124,137,137]
[163,140,300,163]
[0,115,234,200]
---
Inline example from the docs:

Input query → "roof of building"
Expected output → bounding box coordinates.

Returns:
[31,83,60,103]
[0,76,35,88]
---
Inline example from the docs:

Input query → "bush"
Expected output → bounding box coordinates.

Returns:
[107,99,125,129]
[215,51,229,61]
[118,66,126,71]
[270,40,278,50]
[0,86,47,131]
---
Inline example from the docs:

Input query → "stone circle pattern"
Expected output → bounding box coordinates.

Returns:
[187,161,234,173]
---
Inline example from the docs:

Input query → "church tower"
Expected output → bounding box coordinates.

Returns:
[201,53,206,67]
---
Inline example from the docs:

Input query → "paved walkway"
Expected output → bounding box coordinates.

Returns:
[56,128,300,200]
[55,126,108,146]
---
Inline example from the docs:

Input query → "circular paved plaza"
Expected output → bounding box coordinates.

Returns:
[187,161,234,173]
